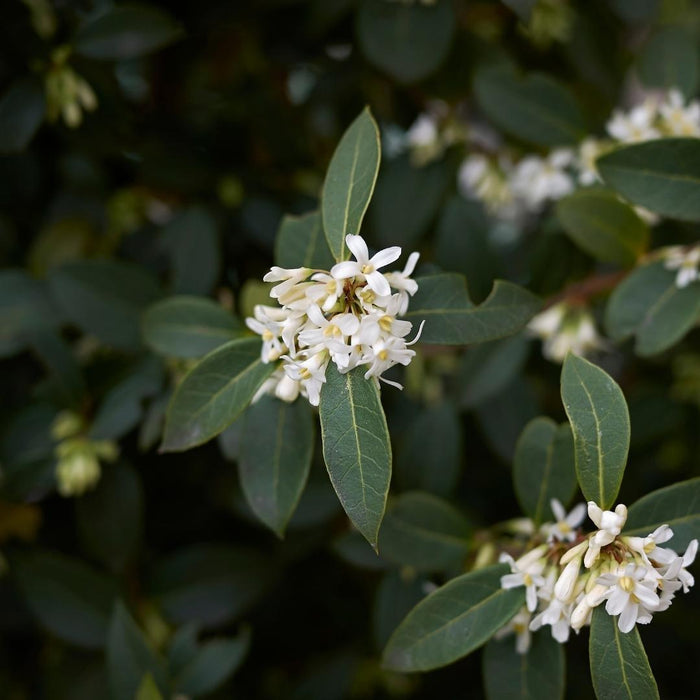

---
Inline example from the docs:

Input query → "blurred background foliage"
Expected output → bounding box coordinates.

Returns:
[1,0,699,698]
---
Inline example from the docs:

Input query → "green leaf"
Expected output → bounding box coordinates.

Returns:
[597,138,700,221]
[148,544,274,628]
[561,355,630,509]
[49,260,162,351]
[319,364,392,549]
[638,27,699,97]
[473,65,586,146]
[174,629,250,696]
[513,418,577,525]
[378,492,470,571]
[382,564,525,672]
[12,551,118,648]
[321,107,381,261]
[483,633,565,700]
[239,395,314,537]
[589,607,659,700]
[0,270,59,358]
[0,77,45,154]
[274,211,334,270]
[143,296,242,359]
[604,261,700,356]
[75,5,183,60]
[356,0,455,84]
[76,463,144,574]
[107,602,169,700]
[161,338,276,452]
[556,188,649,266]
[135,674,164,700]
[624,477,700,550]
[405,274,541,345]
[373,572,427,650]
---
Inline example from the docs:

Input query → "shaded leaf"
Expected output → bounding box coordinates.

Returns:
[274,211,334,270]
[373,572,427,650]
[638,27,699,97]
[0,77,45,154]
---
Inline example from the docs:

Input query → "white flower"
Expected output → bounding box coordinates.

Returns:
[306,272,346,312]
[509,149,575,211]
[584,502,628,568]
[298,305,359,351]
[658,89,700,137]
[264,266,311,302]
[282,348,329,406]
[554,558,582,603]
[547,499,586,543]
[245,305,288,362]
[664,245,700,289]
[330,235,401,297]
[576,138,605,185]
[383,252,420,315]
[407,113,439,148]
[458,154,519,218]
[596,564,661,633]
[607,100,660,142]
[495,607,532,654]
[500,547,548,612]
[530,597,573,643]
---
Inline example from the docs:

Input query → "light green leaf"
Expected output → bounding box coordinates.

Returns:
[13,551,118,648]
[49,260,162,351]
[135,674,164,700]
[405,274,541,345]
[597,138,700,221]
[638,27,699,97]
[143,296,242,359]
[75,5,183,60]
[513,418,577,525]
[474,65,586,146]
[561,355,630,509]
[556,188,649,266]
[589,607,659,700]
[356,0,455,84]
[161,338,276,452]
[378,492,470,571]
[382,564,525,672]
[107,602,169,700]
[483,632,565,700]
[319,364,392,549]
[321,108,381,261]
[624,478,700,550]
[605,260,700,356]
[0,77,45,154]
[239,395,314,537]
[274,211,334,270]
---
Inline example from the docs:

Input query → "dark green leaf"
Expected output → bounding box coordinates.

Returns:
[75,5,183,60]
[483,632,565,700]
[589,607,659,700]
[624,478,700,550]
[321,107,381,261]
[405,274,541,345]
[373,572,427,650]
[556,188,649,266]
[597,138,700,221]
[143,296,242,359]
[638,27,699,97]
[161,337,276,452]
[514,418,577,525]
[605,261,700,356]
[274,211,334,270]
[356,0,455,84]
[382,564,525,672]
[474,65,586,146]
[561,355,630,509]
[239,395,314,537]
[0,77,45,154]
[319,364,392,549]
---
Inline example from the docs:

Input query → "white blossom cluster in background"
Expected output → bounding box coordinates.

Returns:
[664,244,700,289]
[246,234,423,406]
[497,499,697,653]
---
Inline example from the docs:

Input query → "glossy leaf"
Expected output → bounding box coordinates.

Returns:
[239,395,314,536]
[624,478,700,549]
[356,0,455,84]
[589,607,659,700]
[474,65,586,146]
[513,418,577,525]
[143,296,242,359]
[605,261,700,356]
[274,211,334,270]
[107,602,169,700]
[405,274,541,345]
[483,632,565,700]
[556,188,648,266]
[161,338,276,452]
[319,364,392,549]
[0,77,45,154]
[321,107,380,261]
[378,492,470,571]
[382,564,525,672]
[75,5,183,60]
[597,138,700,221]
[561,355,630,509]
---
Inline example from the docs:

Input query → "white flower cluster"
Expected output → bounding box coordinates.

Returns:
[664,244,700,289]
[246,234,423,406]
[498,499,697,653]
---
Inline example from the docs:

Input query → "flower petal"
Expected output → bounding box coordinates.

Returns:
[345,234,369,263]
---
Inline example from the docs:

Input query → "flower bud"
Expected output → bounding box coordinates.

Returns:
[554,558,581,603]
[570,599,591,631]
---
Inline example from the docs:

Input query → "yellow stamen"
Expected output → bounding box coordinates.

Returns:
[361,264,374,274]
[619,576,635,593]
[262,329,274,341]
[379,315,393,332]
[378,349,388,361]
